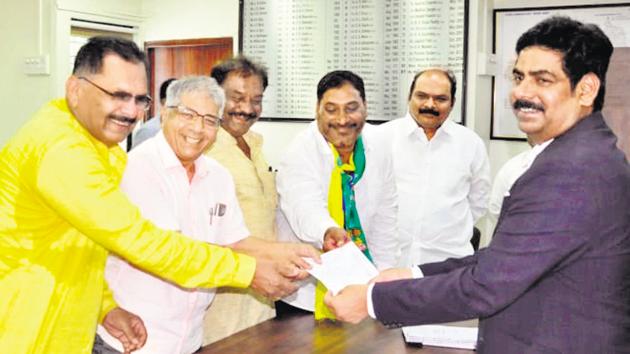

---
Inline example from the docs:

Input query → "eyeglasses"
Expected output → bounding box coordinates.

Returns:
[79,77,152,110]
[167,105,222,128]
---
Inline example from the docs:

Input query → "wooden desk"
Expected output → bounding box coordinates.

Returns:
[200,314,474,354]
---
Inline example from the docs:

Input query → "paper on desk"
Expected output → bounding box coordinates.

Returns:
[402,320,478,350]
[303,242,378,295]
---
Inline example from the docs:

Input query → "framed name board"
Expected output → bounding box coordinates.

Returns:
[240,0,469,123]
[492,3,630,140]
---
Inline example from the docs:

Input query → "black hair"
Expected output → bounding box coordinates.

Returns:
[407,69,457,105]
[317,70,366,102]
[210,55,268,90]
[159,78,177,102]
[516,16,613,112]
[72,36,147,75]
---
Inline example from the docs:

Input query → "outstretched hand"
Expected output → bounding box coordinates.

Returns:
[250,256,299,300]
[324,285,369,324]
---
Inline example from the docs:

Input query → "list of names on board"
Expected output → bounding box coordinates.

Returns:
[243,0,467,121]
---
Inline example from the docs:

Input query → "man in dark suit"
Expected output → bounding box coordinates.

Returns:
[325,16,630,353]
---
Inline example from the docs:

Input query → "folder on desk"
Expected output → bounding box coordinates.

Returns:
[402,320,478,350]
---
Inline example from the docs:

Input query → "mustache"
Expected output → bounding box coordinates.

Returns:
[331,123,360,128]
[227,111,258,121]
[513,99,545,112]
[109,114,137,124]
[418,108,440,117]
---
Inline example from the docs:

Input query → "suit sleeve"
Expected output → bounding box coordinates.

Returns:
[419,250,482,276]
[34,139,255,290]
[373,157,601,326]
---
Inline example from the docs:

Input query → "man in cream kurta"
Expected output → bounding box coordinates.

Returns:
[203,57,277,343]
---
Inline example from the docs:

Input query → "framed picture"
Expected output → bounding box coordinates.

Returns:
[491,3,630,140]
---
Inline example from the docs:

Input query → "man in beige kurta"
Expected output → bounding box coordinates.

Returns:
[203,57,277,344]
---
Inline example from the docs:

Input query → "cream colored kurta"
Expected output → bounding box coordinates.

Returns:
[203,128,277,344]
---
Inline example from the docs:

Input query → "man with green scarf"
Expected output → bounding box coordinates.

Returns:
[275,70,398,319]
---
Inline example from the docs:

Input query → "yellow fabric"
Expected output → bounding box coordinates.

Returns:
[326,143,356,227]
[314,144,356,320]
[203,128,277,344]
[0,99,256,354]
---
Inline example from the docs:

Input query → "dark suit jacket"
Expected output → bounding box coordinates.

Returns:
[373,112,630,353]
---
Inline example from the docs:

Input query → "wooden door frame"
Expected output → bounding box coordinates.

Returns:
[144,37,233,114]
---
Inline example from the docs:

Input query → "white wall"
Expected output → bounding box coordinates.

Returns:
[0,0,144,145]
[140,0,239,47]
[0,0,53,144]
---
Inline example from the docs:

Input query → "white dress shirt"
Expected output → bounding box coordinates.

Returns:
[276,122,398,310]
[378,114,490,266]
[488,141,554,224]
[488,150,531,224]
[97,132,249,354]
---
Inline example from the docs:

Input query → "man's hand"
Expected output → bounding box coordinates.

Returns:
[250,256,299,300]
[230,237,321,281]
[102,307,147,354]
[324,285,369,324]
[371,267,413,283]
[323,227,349,252]
[270,242,322,280]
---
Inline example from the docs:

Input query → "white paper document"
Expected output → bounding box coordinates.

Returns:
[304,242,378,295]
[402,320,478,350]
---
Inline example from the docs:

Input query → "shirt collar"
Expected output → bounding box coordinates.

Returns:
[154,130,210,178]
[523,139,554,171]
[216,127,261,150]
[403,112,455,140]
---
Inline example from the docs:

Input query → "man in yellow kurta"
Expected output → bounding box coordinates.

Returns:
[203,57,277,344]
[0,37,310,354]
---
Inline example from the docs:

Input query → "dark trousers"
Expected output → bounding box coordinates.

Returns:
[92,335,122,354]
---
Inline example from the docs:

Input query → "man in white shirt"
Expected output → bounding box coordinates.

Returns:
[276,70,398,315]
[488,149,531,225]
[378,68,490,265]
[95,76,319,354]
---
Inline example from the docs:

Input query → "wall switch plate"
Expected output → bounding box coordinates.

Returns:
[23,55,50,76]
[477,53,497,76]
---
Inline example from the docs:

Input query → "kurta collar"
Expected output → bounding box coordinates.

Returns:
[403,112,456,142]
[216,127,262,151]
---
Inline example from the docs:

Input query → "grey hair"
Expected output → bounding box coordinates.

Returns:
[165,76,225,117]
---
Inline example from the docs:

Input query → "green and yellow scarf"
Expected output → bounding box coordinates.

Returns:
[314,136,373,320]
